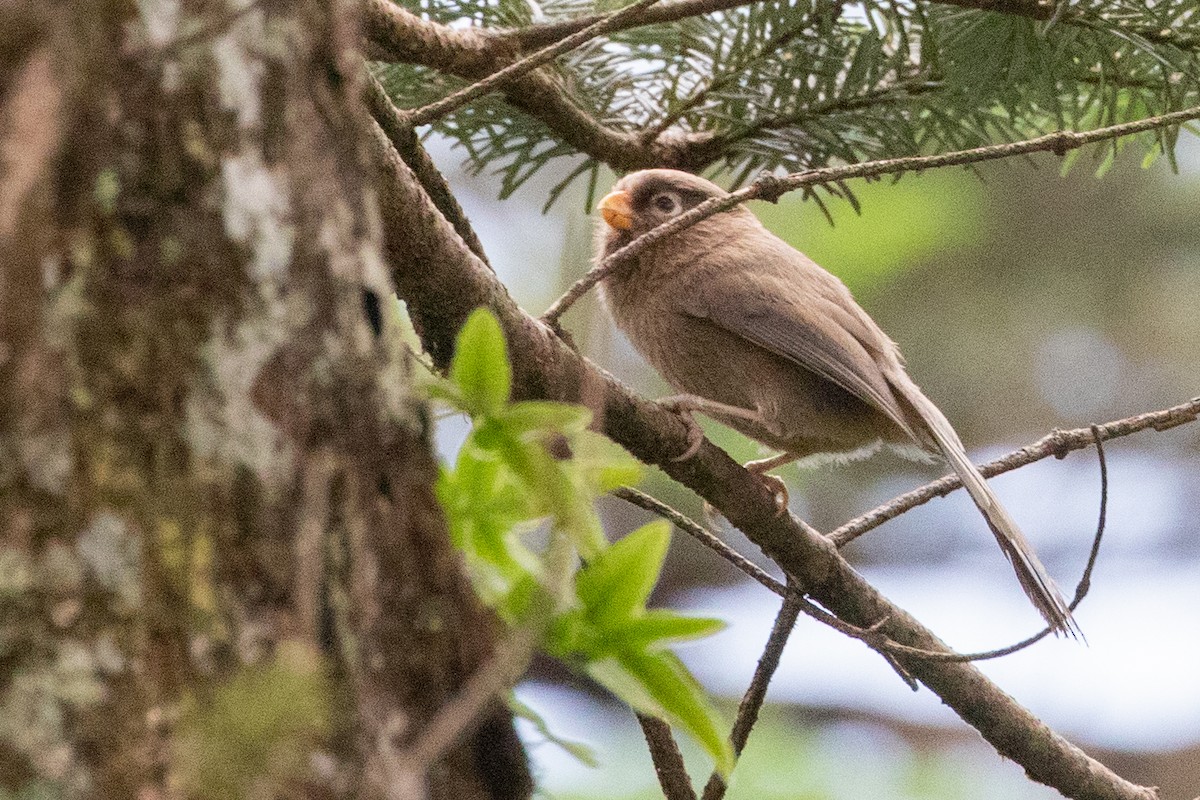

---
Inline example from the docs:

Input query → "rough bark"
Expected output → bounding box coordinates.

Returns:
[0,0,529,798]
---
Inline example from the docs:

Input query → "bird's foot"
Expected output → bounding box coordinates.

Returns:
[656,397,706,462]
[752,472,789,516]
[745,453,797,517]
[658,394,768,463]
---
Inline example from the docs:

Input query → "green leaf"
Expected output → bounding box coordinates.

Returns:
[588,651,733,775]
[501,400,592,435]
[494,572,548,626]
[576,521,671,624]
[441,445,534,551]
[449,308,511,416]
[1058,146,1083,177]
[425,380,463,405]
[586,656,667,716]
[488,429,607,557]
[613,610,727,649]
[572,430,645,493]
[1140,145,1162,170]
[546,607,589,658]
[1094,146,1117,178]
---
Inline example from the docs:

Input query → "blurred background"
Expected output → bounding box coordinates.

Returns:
[420,136,1200,799]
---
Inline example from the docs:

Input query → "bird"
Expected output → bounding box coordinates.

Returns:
[595,168,1079,638]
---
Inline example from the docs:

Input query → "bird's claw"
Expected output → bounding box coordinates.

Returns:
[755,472,789,516]
[658,399,705,462]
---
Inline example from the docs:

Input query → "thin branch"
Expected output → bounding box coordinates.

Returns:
[612,488,912,678]
[407,0,663,127]
[700,586,804,800]
[365,0,674,172]
[541,105,1200,325]
[365,69,492,267]
[617,482,1013,668]
[1070,13,1200,52]
[613,486,786,595]
[637,715,698,800]
[830,397,1200,547]
[490,0,1194,68]
[372,121,1159,800]
[612,489,918,684]
[498,0,782,50]
[834,427,1110,665]
[617,407,1171,666]
[643,19,812,141]
[368,0,1198,180]
[502,0,1048,50]
[712,78,944,149]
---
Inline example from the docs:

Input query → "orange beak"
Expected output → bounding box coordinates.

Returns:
[598,189,634,230]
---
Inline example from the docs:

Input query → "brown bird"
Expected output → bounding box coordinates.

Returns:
[596,168,1079,637]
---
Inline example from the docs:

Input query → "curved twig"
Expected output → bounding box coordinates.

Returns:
[851,426,1110,664]
[617,424,1119,665]
[831,398,1199,547]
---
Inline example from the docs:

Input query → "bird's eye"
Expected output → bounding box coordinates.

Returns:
[653,193,680,214]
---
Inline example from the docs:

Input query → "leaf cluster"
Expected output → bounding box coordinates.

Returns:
[434,309,733,773]
[379,0,1200,206]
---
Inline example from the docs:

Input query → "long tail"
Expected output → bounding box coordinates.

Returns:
[899,386,1081,638]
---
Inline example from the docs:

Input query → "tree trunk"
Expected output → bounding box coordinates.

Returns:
[0,1,530,798]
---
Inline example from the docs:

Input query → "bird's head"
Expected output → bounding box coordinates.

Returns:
[596,169,732,250]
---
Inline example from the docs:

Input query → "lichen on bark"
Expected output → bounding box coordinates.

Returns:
[1,0,531,797]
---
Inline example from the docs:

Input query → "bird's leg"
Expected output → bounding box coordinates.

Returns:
[658,395,794,516]
[745,452,799,516]
[745,452,800,473]
[658,394,766,424]
[657,394,766,462]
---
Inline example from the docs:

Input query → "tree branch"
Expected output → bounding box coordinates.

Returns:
[614,427,1127,668]
[367,0,1197,178]
[642,17,815,143]
[500,0,1197,53]
[407,0,663,127]
[707,78,945,153]
[541,104,1200,325]
[365,69,493,267]
[700,586,804,800]
[830,397,1200,547]
[364,0,689,172]
[370,114,1158,800]
[637,715,697,800]
[496,0,786,51]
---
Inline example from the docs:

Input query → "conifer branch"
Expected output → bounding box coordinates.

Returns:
[364,0,698,171]
[368,0,1199,189]
[496,0,1198,57]
[406,0,664,127]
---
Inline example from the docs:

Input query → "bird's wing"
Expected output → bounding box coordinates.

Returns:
[680,264,920,440]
